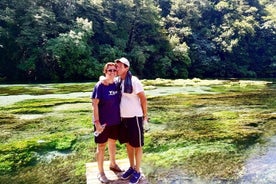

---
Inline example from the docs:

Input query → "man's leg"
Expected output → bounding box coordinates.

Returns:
[121,143,136,180]
[134,146,143,173]
[126,143,135,168]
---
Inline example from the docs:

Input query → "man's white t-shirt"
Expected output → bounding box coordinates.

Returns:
[120,76,144,118]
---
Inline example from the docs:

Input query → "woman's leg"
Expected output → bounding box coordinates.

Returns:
[96,142,106,174]
[108,138,117,167]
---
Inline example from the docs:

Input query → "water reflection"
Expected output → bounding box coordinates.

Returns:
[146,86,215,97]
[239,136,276,184]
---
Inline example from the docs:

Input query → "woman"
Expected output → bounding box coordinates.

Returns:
[91,62,123,183]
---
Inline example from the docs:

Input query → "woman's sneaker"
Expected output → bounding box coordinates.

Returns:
[129,170,141,184]
[121,167,135,180]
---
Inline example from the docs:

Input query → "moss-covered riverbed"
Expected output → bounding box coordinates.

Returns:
[0,79,275,184]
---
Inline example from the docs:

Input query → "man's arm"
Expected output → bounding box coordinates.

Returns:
[137,91,148,120]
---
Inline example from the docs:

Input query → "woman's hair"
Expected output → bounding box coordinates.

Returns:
[103,62,117,73]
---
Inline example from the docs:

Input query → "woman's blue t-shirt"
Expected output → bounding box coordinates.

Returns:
[92,81,120,126]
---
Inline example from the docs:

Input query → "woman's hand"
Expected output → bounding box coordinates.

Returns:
[94,122,107,136]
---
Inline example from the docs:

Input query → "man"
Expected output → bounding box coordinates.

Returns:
[115,57,148,184]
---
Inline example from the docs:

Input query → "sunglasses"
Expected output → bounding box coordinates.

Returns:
[107,69,117,72]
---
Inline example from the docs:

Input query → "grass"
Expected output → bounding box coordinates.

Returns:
[0,79,275,183]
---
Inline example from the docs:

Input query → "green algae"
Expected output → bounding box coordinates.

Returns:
[0,79,275,183]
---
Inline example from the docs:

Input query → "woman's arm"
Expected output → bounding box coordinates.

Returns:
[92,98,104,132]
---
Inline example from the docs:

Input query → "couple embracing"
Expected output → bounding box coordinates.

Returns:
[91,57,148,184]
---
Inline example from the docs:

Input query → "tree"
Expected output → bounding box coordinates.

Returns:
[0,0,19,81]
[0,0,275,82]
[46,17,100,80]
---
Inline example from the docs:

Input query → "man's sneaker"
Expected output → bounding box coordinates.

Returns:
[129,170,141,184]
[121,167,135,180]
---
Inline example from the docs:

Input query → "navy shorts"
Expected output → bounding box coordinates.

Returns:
[119,116,144,147]
[94,124,120,144]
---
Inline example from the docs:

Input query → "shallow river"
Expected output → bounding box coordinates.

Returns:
[238,136,276,184]
[0,86,214,106]
[1,86,275,183]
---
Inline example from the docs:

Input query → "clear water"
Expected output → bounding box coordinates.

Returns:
[238,136,276,184]
[1,85,275,183]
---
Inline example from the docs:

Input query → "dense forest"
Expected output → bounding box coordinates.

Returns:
[0,0,275,83]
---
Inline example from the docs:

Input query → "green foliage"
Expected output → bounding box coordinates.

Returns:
[46,17,102,80]
[1,0,276,82]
